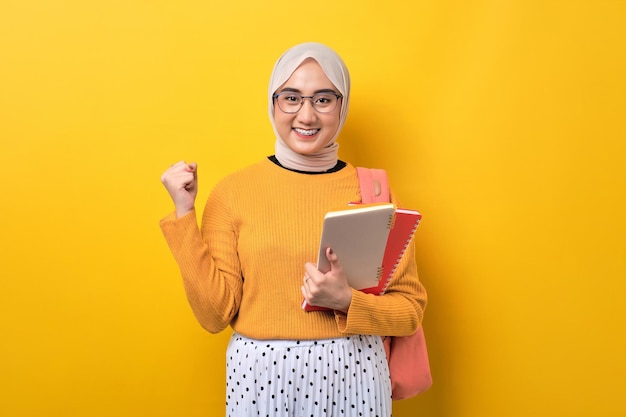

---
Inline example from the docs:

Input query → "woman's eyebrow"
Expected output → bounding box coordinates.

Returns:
[278,87,339,94]
[315,88,340,94]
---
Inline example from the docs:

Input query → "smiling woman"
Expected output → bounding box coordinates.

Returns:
[159,42,427,417]
[271,59,342,157]
[2,1,625,416]
[267,43,351,172]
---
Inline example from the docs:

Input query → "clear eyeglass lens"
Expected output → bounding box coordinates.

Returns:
[276,93,338,113]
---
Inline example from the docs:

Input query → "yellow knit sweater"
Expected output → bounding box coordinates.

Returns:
[160,158,427,340]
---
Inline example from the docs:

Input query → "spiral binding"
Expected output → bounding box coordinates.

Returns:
[356,167,421,296]
[377,217,420,295]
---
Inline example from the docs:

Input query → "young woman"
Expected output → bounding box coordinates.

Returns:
[160,42,427,417]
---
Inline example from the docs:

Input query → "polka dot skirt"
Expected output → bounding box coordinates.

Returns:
[225,333,392,417]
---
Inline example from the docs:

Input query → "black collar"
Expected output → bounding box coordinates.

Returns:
[268,155,347,175]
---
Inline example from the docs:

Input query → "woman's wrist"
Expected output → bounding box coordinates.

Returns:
[335,289,353,313]
[175,206,194,219]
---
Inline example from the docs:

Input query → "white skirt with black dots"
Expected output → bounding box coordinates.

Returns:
[225,333,392,417]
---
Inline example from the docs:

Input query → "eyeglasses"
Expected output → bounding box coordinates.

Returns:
[273,91,342,114]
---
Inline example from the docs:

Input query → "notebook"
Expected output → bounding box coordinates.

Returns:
[304,204,421,311]
[302,203,395,311]
[361,207,421,295]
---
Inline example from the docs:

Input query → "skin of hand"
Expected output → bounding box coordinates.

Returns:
[160,161,198,218]
[302,248,353,312]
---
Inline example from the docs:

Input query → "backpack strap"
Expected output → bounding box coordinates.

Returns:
[356,167,390,203]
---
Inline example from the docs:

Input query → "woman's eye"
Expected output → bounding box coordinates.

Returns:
[284,95,300,102]
[315,95,333,105]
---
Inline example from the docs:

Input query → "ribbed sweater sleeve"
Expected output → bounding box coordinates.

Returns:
[160,207,243,334]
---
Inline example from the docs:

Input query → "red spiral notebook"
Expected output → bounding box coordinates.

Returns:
[303,205,421,311]
[360,207,421,296]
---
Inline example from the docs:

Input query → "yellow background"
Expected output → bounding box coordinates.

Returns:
[1,1,625,416]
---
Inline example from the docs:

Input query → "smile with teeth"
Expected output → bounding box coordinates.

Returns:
[294,128,319,136]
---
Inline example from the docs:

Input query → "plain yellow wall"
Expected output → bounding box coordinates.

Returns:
[1,1,625,416]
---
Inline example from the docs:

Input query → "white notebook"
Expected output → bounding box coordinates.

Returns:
[316,203,396,290]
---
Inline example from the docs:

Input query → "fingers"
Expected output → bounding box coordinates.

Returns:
[303,262,317,285]
[301,263,318,299]
[325,247,341,271]
[161,161,199,217]
[164,160,196,174]
[301,252,351,312]
[161,161,198,186]
[301,272,311,301]
[302,251,339,289]
[186,162,198,190]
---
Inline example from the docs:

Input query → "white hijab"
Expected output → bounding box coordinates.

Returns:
[268,42,351,172]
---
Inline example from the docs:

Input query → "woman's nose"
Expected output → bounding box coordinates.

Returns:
[297,99,317,123]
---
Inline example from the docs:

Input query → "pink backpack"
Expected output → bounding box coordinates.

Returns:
[356,167,433,400]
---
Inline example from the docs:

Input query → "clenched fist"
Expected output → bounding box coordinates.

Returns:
[160,161,198,218]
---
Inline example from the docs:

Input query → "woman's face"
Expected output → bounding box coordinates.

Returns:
[273,59,341,156]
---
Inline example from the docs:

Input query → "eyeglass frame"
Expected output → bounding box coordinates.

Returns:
[272,91,343,114]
